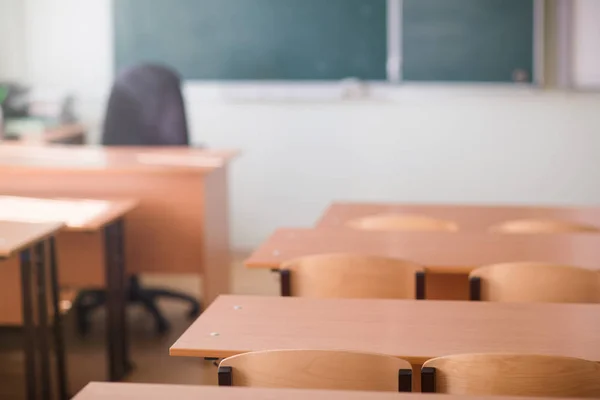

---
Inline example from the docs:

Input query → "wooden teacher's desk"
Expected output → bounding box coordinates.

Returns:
[245,228,600,299]
[0,145,238,305]
[316,202,600,231]
[73,382,580,400]
[0,196,137,382]
[170,295,600,364]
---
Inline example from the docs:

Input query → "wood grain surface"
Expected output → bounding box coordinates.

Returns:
[170,295,600,364]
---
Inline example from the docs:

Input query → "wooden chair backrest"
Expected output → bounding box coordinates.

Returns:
[422,353,600,398]
[219,349,411,391]
[469,262,600,303]
[281,253,424,299]
[490,218,600,234]
[346,213,459,232]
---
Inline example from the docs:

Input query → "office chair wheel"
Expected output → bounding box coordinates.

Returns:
[156,318,170,335]
[76,315,91,336]
[187,303,201,319]
[74,290,105,336]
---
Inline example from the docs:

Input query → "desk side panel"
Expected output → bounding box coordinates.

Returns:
[201,166,231,305]
[57,231,105,287]
[0,256,22,325]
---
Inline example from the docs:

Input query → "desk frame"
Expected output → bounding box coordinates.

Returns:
[0,197,134,384]
[4,237,68,400]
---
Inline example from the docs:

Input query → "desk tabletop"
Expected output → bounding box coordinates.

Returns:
[245,228,600,273]
[0,221,64,258]
[0,196,138,232]
[73,382,578,400]
[317,202,600,231]
[0,145,239,172]
[170,295,600,364]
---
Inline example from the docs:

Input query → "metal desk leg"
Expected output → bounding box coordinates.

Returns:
[19,249,37,400]
[104,219,130,381]
[20,241,67,400]
[48,238,68,400]
[33,242,51,400]
[114,219,132,373]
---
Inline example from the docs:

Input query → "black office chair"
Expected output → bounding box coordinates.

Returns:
[74,64,200,335]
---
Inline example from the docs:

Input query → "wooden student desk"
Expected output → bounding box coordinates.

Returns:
[170,295,600,363]
[316,202,600,231]
[0,221,67,400]
[244,228,600,300]
[0,145,238,306]
[0,196,138,382]
[73,382,581,400]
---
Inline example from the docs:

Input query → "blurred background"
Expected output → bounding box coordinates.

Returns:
[0,0,598,254]
[1,0,600,397]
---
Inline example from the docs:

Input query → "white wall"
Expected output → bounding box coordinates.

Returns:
[20,0,113,125]
[5,0,600,250]
[572,0,600,88]
[0,0,26,80]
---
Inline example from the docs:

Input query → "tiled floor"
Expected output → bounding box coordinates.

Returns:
[0,253,276,399]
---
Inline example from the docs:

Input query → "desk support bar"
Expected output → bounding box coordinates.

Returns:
[19,240,66,400]
[34,242,51,400]
[104,219,131,381]
[49,238,68,399]
[20,249,37,400]
[469,277,481,301]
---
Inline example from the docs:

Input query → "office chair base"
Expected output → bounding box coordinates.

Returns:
[74,275,201,335]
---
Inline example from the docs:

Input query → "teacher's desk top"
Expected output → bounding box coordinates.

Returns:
[0,145,239,173]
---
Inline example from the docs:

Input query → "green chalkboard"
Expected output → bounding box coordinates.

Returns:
[402,0,535,83]
[114,0,387,81]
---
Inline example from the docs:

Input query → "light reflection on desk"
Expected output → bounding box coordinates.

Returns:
[0,196,110,228]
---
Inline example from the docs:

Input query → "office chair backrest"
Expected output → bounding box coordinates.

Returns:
[489,218,599,234]
[346,213,458,232]
[280,253,425,299]
[422,353,600,397]
[102,64,189,146]
[469,262,600,303]
[219,349,412,392]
